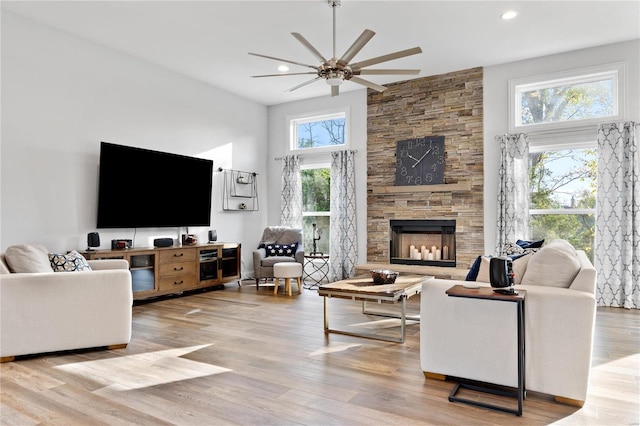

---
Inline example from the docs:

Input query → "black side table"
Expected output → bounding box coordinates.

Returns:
[303,254,330,289]
[445,285,526,416]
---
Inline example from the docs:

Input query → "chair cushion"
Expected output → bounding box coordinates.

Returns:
[261,256,297,267]
[49,250,92,272]
[4,244,52,273]
[265,243,298,258]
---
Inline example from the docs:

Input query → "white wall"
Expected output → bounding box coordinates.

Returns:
[267,90,368,264]
[1,12,269,276]
[483,39,640,254]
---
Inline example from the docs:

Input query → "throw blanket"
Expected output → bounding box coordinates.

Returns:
[259,226,291,247]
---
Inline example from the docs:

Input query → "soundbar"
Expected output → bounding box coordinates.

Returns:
[154,238,174,248]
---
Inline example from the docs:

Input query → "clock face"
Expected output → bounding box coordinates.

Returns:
[395,136,445,185]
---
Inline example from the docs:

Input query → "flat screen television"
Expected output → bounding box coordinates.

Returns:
[97,142,213,228]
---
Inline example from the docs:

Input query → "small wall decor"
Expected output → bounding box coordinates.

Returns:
[219,168,259,211]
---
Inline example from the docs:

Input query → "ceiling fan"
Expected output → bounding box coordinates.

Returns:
[249,0,422,97]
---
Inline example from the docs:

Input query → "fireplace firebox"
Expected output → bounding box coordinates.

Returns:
[390,220,456,267]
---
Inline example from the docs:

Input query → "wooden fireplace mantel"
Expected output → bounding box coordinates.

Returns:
[355,263,469,281]
[371,182,471,194]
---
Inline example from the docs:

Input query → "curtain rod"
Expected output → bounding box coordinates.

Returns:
[274,149,358,160]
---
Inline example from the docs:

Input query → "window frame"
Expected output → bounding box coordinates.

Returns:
[509,62,626,133]
[288,107,350,154]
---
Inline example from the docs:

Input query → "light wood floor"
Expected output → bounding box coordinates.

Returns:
[1,281,638,425]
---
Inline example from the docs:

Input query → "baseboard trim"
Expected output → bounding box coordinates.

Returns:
[423,371,447,381]
[0,356,15,363]
[554,396,585,407]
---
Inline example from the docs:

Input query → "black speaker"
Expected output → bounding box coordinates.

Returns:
[154,237,174,248]
[490,257,517,294]
[208,230,217,242]
[87,232,100,250]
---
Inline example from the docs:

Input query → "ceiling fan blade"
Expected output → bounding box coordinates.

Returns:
[291,32,327,63]
[248,52,318,70]
[251,72,317,78]
[350,47,423,70]
[331,85,339,97]
[286,77,322,92]
[356,69,421,75]
[338,29,375,66]
[349,76,388,92]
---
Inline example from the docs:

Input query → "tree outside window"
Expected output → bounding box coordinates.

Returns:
[302,167,330,254]
[291,112,346,151]
[529,148,596,260]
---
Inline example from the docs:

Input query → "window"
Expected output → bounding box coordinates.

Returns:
[513,64,625,260]
[510,63,626,133]
[301,166,330,254]
[529,146,596,260]
[290,110,347,152]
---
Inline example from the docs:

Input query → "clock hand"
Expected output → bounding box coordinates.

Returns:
[406,153,419,162]
[412,147,433,168]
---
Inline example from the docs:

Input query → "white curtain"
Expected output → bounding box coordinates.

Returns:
[496,133,530,254]
[329,150,357,281]
[280,155,302,228]
[595,122,639,309]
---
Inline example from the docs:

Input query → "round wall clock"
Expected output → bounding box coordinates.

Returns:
[395,136,445,185]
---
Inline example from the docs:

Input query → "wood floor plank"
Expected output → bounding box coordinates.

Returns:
[0,285,637,425]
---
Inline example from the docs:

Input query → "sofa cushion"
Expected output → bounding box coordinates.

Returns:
[49,250,92,272]
[511,252,532,284]
[520,241,580,288]
[265,243,298,258]
[476,256,492,283]
[4,244,52,273]
[465,256,482,281]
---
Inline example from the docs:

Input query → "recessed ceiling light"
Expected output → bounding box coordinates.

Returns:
[501,10,518,20]
[278,65,289,72]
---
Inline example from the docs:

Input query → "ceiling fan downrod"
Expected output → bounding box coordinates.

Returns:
[329,0,340,59]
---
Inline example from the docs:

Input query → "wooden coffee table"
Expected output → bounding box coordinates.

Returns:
[318,275,432,343]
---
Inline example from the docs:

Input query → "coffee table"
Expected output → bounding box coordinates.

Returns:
[318,275,431,343]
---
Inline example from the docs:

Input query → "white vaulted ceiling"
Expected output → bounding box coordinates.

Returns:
[2,0,639,106]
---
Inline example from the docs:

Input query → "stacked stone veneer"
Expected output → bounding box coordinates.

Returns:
[367,67,484,269]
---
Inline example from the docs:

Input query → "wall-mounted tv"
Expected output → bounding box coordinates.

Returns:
[97,142,213,228]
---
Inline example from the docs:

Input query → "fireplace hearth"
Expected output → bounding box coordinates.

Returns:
[390,220,456,267]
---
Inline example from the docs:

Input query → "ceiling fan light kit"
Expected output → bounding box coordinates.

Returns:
[249,0,422,97]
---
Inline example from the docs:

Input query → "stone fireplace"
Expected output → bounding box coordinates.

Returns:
[366,67,484,270]
[390,219,456,267]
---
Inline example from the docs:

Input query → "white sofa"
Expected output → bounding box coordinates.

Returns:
[420,240,597,406]
[0,246,133,361]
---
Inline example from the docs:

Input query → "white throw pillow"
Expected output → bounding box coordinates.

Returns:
[4,244,52,273]
[476,256,492,283]
[520,243,580,288]
[511,253,532,284]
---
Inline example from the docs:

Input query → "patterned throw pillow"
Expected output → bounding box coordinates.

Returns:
[265,242,298,258]
[49,250,92,272]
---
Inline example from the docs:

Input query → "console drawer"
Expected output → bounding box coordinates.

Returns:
[159,248,196,263]
[158,262,198,277]
[158,273,197,291]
